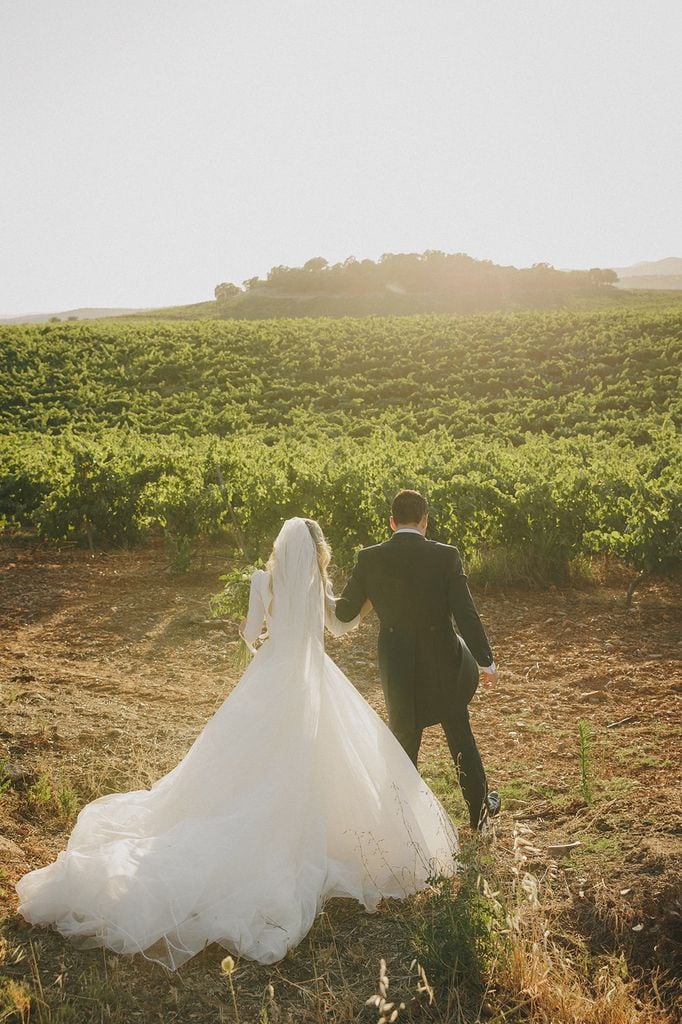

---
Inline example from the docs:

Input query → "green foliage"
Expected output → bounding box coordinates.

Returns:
[27,773,53,805]
[586,427,682,574]
[1,425,680,580]
[56,782,79,819]
[210,565,263,621]
[2,307,680,441]
[0,306,680,580]
[33,435,153,548]
[406,862,507,994]
[0,759,11,797]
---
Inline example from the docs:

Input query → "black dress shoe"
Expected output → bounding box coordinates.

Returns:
[476,791,502,833]
[486,791,502,817]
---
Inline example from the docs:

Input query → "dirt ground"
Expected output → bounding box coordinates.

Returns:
[0,536,680,1022]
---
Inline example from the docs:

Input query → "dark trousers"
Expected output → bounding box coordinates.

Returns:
[398,709,488,829]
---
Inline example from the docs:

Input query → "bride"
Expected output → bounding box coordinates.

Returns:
[15,517,458,969]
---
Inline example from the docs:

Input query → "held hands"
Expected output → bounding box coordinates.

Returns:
[481,661,498,690]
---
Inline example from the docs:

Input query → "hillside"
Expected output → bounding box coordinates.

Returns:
[0,306,150,325]
[127,283,681,324]
[616,257,682,277]
[614,275,682,291]
[614,257,682,291]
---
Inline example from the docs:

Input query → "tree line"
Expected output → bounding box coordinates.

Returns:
[214,251,620,318]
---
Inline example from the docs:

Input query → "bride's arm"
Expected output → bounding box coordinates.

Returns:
[240,570,268,646]
[324,579,363,637]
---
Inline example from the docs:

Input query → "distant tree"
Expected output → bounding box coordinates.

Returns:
[67,316,78,321]
[589,268,618,286]
[214,282,241,302]
[49,316,61,322]
[303,257,328,272]
[266,265,290,283]
[243,277,262,291]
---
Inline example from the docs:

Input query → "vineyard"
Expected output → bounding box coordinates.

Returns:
[1,303,681,581]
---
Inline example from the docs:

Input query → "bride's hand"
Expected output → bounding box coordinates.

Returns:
[481,664,498,690]
[359,599,373,620]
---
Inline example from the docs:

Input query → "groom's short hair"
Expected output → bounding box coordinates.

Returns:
[391,489,428,524]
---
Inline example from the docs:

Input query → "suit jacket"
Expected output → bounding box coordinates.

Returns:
[335,532,493,733]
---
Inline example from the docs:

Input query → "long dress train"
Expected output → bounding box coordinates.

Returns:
[15,518,458,969]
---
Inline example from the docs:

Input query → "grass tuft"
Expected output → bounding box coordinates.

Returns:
[579,719,594,804]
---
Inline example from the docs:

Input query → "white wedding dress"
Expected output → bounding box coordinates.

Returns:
[16,518,458,969]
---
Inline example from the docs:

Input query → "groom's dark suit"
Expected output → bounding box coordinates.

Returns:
[335,531,494,828]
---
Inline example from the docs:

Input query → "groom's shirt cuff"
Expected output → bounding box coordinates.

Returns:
[479,660,497,673]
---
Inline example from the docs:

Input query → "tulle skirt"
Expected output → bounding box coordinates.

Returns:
[15,641,458,969]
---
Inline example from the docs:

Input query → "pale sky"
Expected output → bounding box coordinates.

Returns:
[1,0,680,314]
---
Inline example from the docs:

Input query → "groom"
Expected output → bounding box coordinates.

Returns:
[334,489,500,831]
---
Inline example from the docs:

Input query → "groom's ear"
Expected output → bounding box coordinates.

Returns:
[389,515,398,533]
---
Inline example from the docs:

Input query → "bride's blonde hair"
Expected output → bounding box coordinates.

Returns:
[303,518,332,586]
[266,518,331,590]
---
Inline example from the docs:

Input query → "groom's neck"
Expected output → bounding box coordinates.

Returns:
[391,521,427,536]
[389,512,428,536]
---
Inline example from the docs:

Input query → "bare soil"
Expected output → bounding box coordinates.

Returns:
[1,536,680,1022]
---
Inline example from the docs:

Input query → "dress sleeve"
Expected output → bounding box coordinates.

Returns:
[334,552,367,622]
[241,570,269,646]
[324,579,361,637]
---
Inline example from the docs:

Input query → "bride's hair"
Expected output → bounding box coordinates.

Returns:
[303,518,332,586]
[265,518,331,590]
